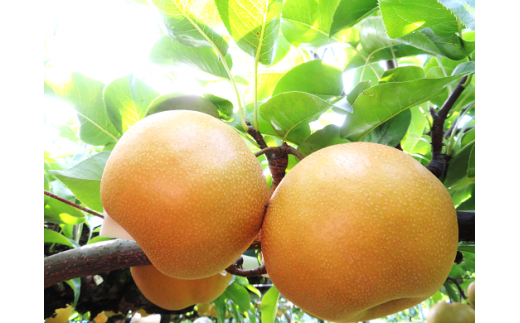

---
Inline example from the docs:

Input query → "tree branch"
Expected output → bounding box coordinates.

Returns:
[45,190,104,218]
[246,120,268,149]
[45,239,262,288]
[426,76,469,178]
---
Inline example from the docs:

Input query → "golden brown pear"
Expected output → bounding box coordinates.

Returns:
[131,264,232,310]
[45,304,73,323]
[101,111,269,279]
[467,282,475,308]
[426,302,475,323]
[262,143,459,322]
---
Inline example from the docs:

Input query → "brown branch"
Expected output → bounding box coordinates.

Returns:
[286,146,304,161]
[225,257,267,276]
[426,76,468,178]
[45,239,150,288]
[255,147,280,157]
[244,120,297,195]
[45,239,263,288]
[246,120,268,149]
[45,190,104,218]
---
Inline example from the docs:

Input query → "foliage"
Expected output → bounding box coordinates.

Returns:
[44,0,475,322]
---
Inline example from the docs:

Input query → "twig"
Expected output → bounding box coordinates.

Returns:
[244,121,293,195]
[225,257,267,276]
[246,120,268,149]
[286,146,304,161]
[255,146,303,161]
[45,190,104,218]
[426,76,469,178]
[255,147,280,157]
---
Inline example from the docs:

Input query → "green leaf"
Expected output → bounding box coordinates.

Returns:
[147,94,219,118]
[55,124,79,143]
[424,56,468,76]
[44,175,50,200]
[87,236,114,245]
[269,33,292,66]
[233,75,248,85]
[362,109,412,147]
[379,66,425,83]
[457,185,475,210]
[224,283,251,313]
[298,125,350,157]
[399,29,475,60]
[333,80,372,115]
[44,199,86,225]
[442,281,460,302]
[457,244,475,253]
[329,0,378,37]
[233,276,249,286]
[331,96,354,115]
[65,278,81,307]
[467,145,475,179]
[214,294,227,323]
[103,75,160,135]
[340,68,474,141]
[216,0,282,66]
[444,140,475,188]
[353,64,384,86]
[245,285,262,298]
[452,61,475,76]
[48,152,111,212]
[249,305,257,323]
[149,36,231,79]
[202,94,234,119]
[228,103,310,144]
[379,0,459,38]
[461,128,475,147]
[51,179,76,201]
[261,286,280,323]
[358,17,401,56]
[272,60,343,97]
[231,304,241,322]
[345,44,430,71]
[401,106,428,153]
[347,81,372,105]
[44,72,119,146]
[44,228,73,247]
[259,92,336,141]
[424,58,474,105]
[281,0,340,46]
[437,0,475,30]
[150,0,228,55]
[242,41,309,103]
